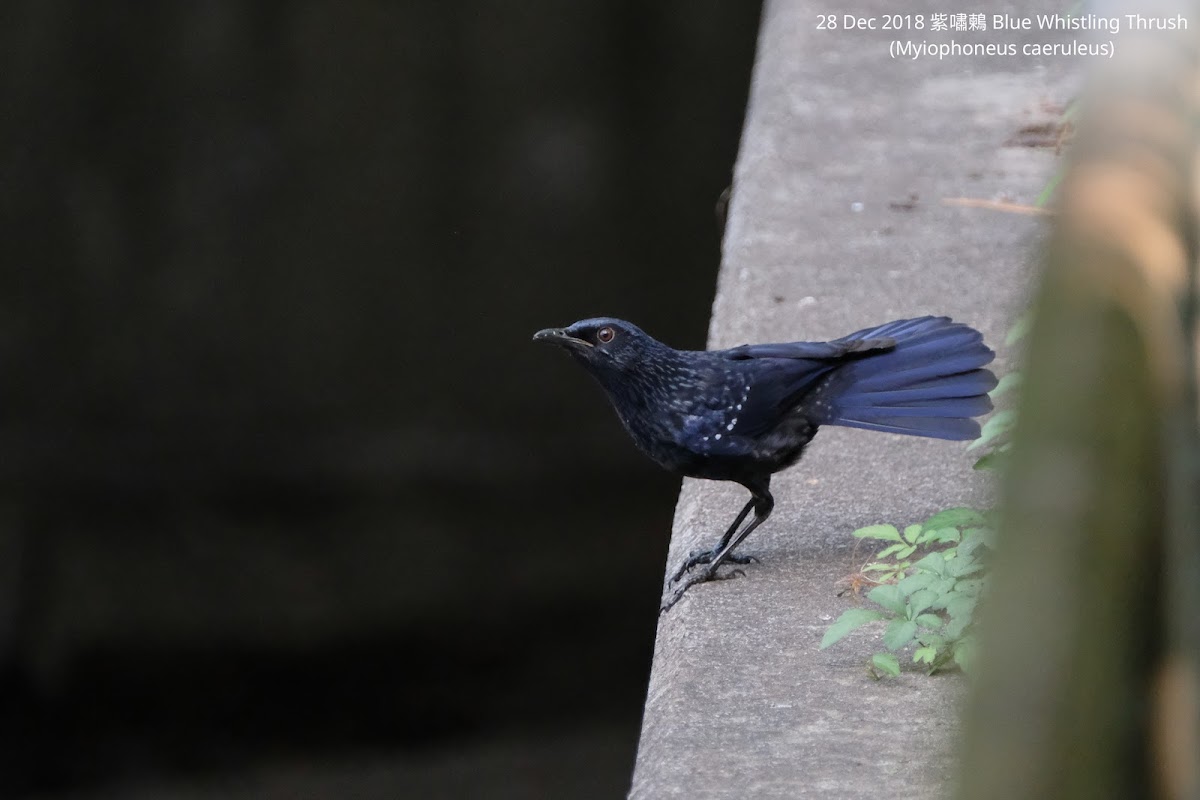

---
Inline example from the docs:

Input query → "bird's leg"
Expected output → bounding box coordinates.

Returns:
[661,485,775,613]
[668,498,756,584]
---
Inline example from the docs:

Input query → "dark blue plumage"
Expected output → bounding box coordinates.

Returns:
[534,315,996,611]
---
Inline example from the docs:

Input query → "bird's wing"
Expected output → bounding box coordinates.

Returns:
[715,358,829,438]
[714,339,890,439]
[723,336,894,360]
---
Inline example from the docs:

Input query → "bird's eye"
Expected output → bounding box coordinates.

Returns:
[596,326,615,344]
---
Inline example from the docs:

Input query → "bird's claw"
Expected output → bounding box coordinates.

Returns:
[659,565,749,614]
[668,549,713,584]
[668,549,758,584]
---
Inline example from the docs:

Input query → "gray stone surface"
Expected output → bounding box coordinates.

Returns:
[629,1,1078,798]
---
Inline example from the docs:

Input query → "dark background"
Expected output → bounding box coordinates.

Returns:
[1,2,762,798]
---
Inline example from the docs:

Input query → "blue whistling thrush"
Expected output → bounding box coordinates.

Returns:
[534,316,996,612]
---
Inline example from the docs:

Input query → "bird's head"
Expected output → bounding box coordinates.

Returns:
[532,317,662,375]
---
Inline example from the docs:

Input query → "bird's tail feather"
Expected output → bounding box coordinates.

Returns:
[812,317,997,440]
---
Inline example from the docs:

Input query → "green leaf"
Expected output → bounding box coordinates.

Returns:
[928,650,957,675]
[871,652,901,678]
[862,570,900,584]
[820,608,887,649]
[895,545,916,560]
[902,524,923,544]
[883,619,918,650]
[867,584,907,615]
[918,526,961,545]
[913,646,937,665]
[907,589,939,618]
[922,507,988,531]
[912,552,947,577]
[957,531,990,560]
[949,558,985,578]
[918,633,947,648]
[873,543,903,559]
[969,409,1017,451]
[945,615,971,640]
[897,571,934,594]
[972,447,1010,472]
[946,595,977,621]
[853,524,902,542]
[930,590,958,611]
[977,526,998,548]
[988,372,1023,399]
[916,613,944,630]
[927,577,956,597]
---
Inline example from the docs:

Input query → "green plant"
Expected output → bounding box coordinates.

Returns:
[820,318,1027,678]
[821,508,994,677]
[967,324,1025,474]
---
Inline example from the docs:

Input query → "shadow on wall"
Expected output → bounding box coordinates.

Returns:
[0,1,763,797]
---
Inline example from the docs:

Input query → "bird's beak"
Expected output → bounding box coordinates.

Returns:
[532,328,593,349]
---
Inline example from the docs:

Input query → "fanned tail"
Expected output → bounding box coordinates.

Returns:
[810,316,997,440]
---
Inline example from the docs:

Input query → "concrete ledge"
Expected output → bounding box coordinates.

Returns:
[629,1,1077,797]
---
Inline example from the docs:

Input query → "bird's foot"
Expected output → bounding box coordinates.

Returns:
[668,549,758,585]
[659,565,748,614]
[667,550,713,584]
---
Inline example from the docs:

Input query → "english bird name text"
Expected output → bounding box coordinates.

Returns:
[994,14,1187,34]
